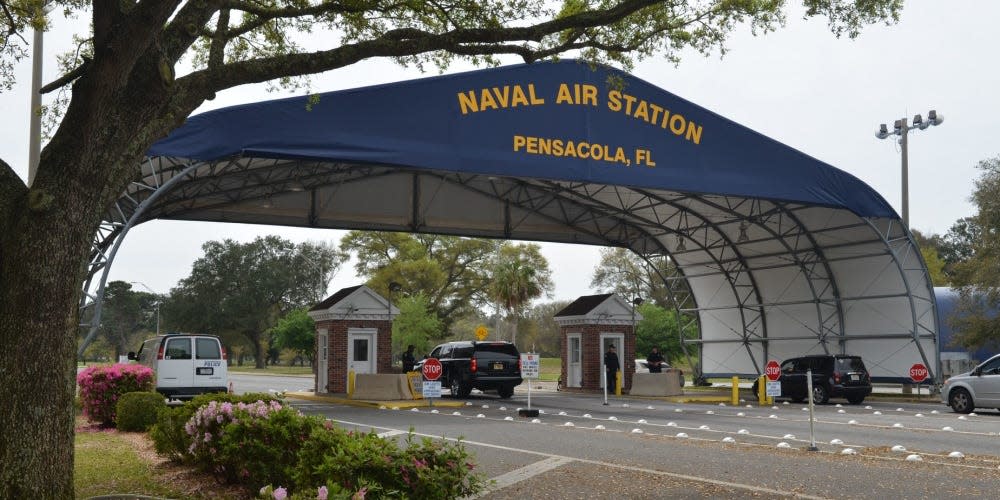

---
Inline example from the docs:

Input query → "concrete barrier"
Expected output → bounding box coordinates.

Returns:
[350,374,413,400]
[630,371,683,397]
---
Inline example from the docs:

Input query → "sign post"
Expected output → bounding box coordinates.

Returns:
[764,360,781,402]
[519,353,540,417]
[805,368,818,451]
[909,363,928,397]
[421,358,443,408]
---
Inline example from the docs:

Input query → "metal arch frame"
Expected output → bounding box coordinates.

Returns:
[863,217,940,383]
[78,160,203,357]
[78,154,941,385]
[681,194,847,365]
[607,189,768,375]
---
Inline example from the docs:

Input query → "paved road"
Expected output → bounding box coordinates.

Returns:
[278,386,999,499]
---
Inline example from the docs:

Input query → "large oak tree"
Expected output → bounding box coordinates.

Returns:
[0,1,901,495]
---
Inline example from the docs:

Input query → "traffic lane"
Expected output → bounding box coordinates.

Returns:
[292,402,1000,499]
[230,372,313,394]
[448,391,1000,454]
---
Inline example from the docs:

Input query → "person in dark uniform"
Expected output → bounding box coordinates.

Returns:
[604,344,620,390]
[646,346,666,373]
[402,345,417,372]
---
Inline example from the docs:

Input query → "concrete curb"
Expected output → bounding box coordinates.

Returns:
[285,391,466,409]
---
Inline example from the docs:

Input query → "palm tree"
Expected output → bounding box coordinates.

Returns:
[490,244,553,346]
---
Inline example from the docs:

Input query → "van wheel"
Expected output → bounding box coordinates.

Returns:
[949,388,974,414]
[846,395,865,405]
[497,385,514,399]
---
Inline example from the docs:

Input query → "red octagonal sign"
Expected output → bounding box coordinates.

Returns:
[422,358,443,381]
[909,363,928,383]
[765,360,781,381]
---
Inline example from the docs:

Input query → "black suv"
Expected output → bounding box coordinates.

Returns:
[756,354,872,404]
[417,341,523,399]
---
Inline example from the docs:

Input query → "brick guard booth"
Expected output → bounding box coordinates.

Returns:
[308,285,398,394]
[554,294,640,393]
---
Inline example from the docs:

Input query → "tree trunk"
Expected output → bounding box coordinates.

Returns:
[0,191,94,497]
[252,331,265,369]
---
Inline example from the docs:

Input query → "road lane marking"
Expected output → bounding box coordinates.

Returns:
[466,456,574,499]
[377,429,407,438]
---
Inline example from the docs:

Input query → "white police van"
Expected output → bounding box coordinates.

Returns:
[128,333,228,400]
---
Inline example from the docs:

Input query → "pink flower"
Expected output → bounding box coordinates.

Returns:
[352,487,367,500]
[317,486,329,500]
[273,486,288,500]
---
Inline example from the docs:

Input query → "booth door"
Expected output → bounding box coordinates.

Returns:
[317,330,328,392]
[348,328,376,377]
[567,334,582,387]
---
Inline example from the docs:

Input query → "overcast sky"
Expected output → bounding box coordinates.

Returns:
[3,3,996,302]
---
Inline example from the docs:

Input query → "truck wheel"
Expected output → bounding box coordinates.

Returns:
[497,385,514,399]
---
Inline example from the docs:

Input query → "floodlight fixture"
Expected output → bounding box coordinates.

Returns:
[874,110,944,227]
[675,234,686,252]
[737,221,749,243]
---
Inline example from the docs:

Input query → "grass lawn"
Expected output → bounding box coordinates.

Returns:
[228,364,313,376]
[75,426,182,499]
[75,419,249,499]
[539,357,560,382]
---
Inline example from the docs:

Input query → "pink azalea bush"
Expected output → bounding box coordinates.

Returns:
[77,363,154,426]
[176,396,485,498]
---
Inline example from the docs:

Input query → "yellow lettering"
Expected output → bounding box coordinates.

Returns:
[513,135,526,151]
[686,122,703,145]
[634,100,650,123]
[622,94,637,115]
[564,140,578,158]
[581,85,598,106]
[491,86,510,108]
[527,136,538,153]
[669,114,686,136]
[457,91,479,114]
[511,86,529,107]
[528,84,544,105]
[607,90,622,112]
[615,148,628,164]
[552,139,564,156]
[648,103,664,125]
[479,88,498,111]
[556,83,573,104]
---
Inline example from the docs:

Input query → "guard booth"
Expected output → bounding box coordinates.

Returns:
[308,285,398,394]
[554,294,640,393]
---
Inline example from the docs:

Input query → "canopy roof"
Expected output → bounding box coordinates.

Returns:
[94,60,938,382]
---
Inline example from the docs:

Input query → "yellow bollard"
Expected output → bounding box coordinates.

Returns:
[347,369,356,398]
[615,371,622,396]
[757,375,773,405]
[732,376,740,406]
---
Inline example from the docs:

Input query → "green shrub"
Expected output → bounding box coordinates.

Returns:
[292,425,485,499]
[115,391,167,432]
[149,392,283,462]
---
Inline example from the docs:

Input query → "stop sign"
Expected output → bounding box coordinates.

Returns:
[909,363,929,383]
[765,360,781,381]
[421,358,443,381]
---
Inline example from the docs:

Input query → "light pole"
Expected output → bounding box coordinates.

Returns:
[28,2,54,187]
[875,110,944,227]
[130,281,160,335]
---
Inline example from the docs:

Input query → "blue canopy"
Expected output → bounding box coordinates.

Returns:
[150,60,895,219]
[123,60,937,383]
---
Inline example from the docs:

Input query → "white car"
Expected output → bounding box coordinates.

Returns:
[941,353,1000,414]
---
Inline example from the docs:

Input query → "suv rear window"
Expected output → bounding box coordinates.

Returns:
[475,343,519,359]
[836,357,866,371]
